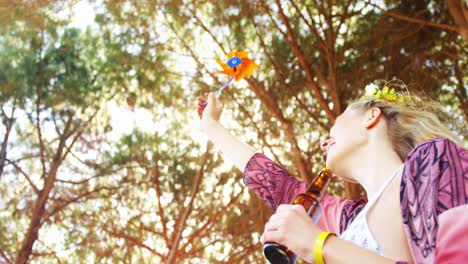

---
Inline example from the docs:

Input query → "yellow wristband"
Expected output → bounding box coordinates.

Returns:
[313,231,335,264]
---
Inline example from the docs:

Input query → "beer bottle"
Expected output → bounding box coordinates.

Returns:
[263,167,334,264]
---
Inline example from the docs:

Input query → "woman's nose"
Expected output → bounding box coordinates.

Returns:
[320,139,331,151]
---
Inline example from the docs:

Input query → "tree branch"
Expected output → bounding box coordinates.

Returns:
[46,185,120,220]
[0,104,15,178]
[270,0,337,120]
[182,187,244,248]
[165,144,211,264]
[452,57,468,120]
[0,250,13,264]
[446,0,468,41]
[5,159,39,194]
[364,0,461,33]
[16,107,100,264]
[150,158,170,246]
[191,10,229,55]
[246,78,312,181]
[34,87,47,181]
[103,227,163,258]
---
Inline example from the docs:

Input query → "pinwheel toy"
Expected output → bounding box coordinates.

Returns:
[201,50,259,107]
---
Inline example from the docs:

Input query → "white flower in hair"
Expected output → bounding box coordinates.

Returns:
[364,83,379,96]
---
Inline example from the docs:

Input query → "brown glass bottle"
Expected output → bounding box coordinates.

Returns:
[263,167,333,264]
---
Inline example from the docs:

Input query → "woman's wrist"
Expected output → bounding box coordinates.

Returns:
[321,234,338,263]
[319,235,395,264]
[201,118,219,132]
[304,231,335,264]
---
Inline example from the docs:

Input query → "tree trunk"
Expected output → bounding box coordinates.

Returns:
[345,182,364,199]
[16,117,73,264]
[16,159,61,264]
[0,120,12,178]
[0,107,15,178]
[165,145,210,264]
[446,0,468,42]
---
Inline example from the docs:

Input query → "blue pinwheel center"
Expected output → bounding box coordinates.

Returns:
[227,57,242,67]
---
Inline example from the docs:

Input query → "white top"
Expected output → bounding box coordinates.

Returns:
[339,165,404,255]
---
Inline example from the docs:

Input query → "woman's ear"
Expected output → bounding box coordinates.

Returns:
[365,107,382,129]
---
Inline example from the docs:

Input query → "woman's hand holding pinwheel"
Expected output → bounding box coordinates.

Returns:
[198,50,258,120]
[198,92,223,130]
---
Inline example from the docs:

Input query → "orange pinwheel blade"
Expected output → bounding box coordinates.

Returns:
[215,50,259,81]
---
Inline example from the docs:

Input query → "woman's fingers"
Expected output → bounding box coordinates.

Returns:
[263,205,302,233]
[262,209,288,243]
[264,217,280,232]
[197,95,207,119]
[262,205,311,243]
[198,105,206,119]
[263,229,286,245]
[197,91,223,121]
[275,204,291,212]
[207,92,215,105]
[261,204,324,261]
[263,216,287,244]
[275,204,306,216]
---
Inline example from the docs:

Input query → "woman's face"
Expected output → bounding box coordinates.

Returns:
[321,105,368,177]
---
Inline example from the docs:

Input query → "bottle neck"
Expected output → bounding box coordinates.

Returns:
[304,168,333,200]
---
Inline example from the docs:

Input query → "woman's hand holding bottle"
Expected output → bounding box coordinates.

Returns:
[262,204,322,263]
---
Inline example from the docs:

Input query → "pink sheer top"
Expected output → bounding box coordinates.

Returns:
[243,138,468,263]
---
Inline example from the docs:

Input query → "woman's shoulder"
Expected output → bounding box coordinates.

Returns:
[404,137,466,163]
[400,139,467,261]
[401,136,467,210]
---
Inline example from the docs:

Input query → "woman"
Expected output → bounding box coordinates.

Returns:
[197,83,467,263]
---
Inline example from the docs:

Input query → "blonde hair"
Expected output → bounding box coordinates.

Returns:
[350,80,464,161]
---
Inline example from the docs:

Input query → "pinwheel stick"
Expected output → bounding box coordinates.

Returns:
[202,77,234,106]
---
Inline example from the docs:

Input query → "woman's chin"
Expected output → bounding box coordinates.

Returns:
[338,175,360,183]
[325,158,356,182]
[325,155,337,170]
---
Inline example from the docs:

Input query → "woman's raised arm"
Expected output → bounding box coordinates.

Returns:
[198,92,256,172]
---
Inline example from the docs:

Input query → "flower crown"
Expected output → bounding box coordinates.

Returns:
[361,83,414,106]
